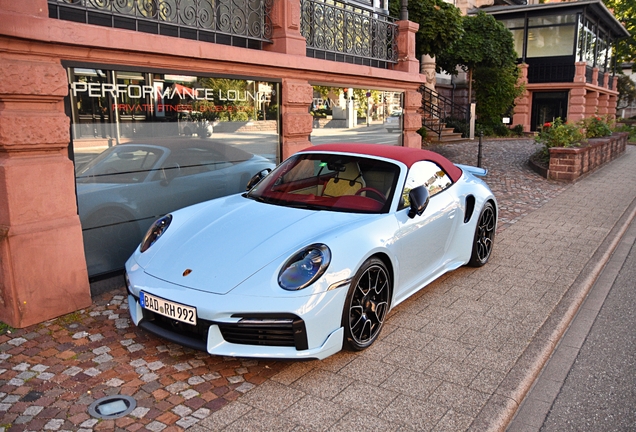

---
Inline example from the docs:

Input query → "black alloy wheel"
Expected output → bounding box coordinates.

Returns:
[468,202,496,267]
[343,257,390,351]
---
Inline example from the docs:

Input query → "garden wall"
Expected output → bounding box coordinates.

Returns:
[548,132,628,181]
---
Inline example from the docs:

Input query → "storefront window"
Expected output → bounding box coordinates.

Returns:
[68,67,280,277]
[309,86,403,146]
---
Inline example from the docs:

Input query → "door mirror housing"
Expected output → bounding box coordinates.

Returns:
[408,186,430,218]
[246,168,272,191]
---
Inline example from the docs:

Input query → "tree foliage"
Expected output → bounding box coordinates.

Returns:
[473,63,523,126]
[603,0,636,68]
[436,11,521,126]
[617,74,636,109]
[436,11,518,75]
[388,0,463,59]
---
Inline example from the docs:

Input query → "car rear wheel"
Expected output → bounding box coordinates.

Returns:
[467,201,496,267]
[342,257,390,351]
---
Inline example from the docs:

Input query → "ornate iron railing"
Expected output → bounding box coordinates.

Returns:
[300,0,398,68]
[48,0,273,49]
[419,85,470,140]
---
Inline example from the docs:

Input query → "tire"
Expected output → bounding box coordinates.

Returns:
[342,257,391,351]
[467,201,496,267]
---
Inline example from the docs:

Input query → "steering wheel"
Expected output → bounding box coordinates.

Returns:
[355,187,386,203]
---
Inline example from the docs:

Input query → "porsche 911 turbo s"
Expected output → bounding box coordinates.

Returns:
[125,143,497,360]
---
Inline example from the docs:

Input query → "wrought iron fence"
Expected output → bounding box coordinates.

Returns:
[300,0,398,68]
[48,0,272,49]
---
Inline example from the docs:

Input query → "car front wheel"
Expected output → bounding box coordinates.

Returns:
[342,257,390,351]
[467,201,496,267]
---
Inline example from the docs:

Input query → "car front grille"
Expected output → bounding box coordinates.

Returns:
[218,314,309,350]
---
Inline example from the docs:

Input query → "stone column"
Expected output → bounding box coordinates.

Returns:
[568,88,587,123]
[574,62,587,83]
[421,55,436,90]
[0,58,92,328]
[585,91,599,117]
[280,79,313,159]
[512,64,530,131]
[263,0,307,55]
[592,67,599,86]
[402,90,423,149]
[597,93,609,116]
[608,94,618,118]
[394,21,420,74]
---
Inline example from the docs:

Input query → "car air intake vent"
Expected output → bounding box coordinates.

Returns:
[219,315,309,350]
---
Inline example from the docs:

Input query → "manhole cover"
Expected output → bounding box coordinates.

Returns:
[88,395,136,419]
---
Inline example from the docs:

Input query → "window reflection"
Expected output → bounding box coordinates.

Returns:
[68,68,280,276]
[309,86,403,146]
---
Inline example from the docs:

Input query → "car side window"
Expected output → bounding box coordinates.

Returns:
[401,161,453,208]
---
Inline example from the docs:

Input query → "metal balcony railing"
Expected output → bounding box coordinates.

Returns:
[48,0,273,49]
[300,0,398,68]
[526,63,576,84]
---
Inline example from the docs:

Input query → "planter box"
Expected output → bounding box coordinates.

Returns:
[547,132,628,181]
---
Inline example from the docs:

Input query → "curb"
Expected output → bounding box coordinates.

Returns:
[470,182,636,432]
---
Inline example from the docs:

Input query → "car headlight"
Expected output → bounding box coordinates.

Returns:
[278,244,331,291]
[140,214,172,253]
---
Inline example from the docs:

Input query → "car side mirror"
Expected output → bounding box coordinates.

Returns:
[160,163,180,186]
[246,168,272,191]
[408,186,430,218]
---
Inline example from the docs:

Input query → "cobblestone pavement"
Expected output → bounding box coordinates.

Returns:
[427,139,568,231]
[1,141,631,432]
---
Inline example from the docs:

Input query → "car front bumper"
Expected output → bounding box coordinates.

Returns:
[125,262,348,360]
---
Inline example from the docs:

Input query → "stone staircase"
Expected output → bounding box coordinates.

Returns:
[420,85,470,144]
[422,117,466,143]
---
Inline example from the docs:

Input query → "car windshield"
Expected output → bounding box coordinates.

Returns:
[246,153,400,213]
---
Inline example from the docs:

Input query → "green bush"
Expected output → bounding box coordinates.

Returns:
[511,124,524,136]
[580,115,612,138]
[535,117,584,157]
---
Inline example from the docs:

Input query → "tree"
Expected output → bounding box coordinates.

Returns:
[388,0,463,59]
[617,74,636,110]
[603,0,636,68]
[473,63,523,127]
[437,11,518,99]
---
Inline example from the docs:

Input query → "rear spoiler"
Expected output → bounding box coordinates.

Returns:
[455,164,488,177]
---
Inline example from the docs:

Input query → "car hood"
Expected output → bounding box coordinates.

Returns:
[142,195,363,294]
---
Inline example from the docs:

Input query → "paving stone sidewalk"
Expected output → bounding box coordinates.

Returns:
[0,140,633,432]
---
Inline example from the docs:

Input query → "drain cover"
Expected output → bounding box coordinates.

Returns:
[88,395,136,419]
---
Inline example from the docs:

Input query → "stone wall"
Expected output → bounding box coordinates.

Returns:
[548,133,628,181]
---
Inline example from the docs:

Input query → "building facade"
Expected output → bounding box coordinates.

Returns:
[0,0,425,327]
[482,0,629,131]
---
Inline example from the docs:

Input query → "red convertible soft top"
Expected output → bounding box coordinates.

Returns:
[300,143,463,183]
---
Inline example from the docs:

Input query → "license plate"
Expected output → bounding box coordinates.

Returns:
[140,292,197,325]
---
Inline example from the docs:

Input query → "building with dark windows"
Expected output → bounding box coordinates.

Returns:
[479,0,630,131]
[0,0,425,327]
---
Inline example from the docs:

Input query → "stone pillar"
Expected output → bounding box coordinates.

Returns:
[263,0,306,55]
[585,91,599,117]
[608,94,618,118]
[592,67,599,86]
[611,75,619,91]
[597,92,609,116]
[394,20,420,74]
[512,64,530,131]
[0,58,92,328]
[574,62,587,83]
[421,55,436,90]
[568,88,587,123]
[280,79,313,159]
[402,90,423,149]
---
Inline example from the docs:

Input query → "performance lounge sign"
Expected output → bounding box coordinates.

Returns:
[70,81,273,113]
